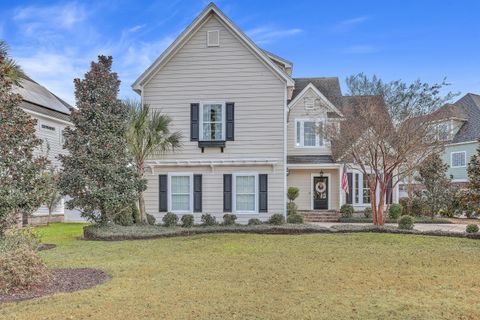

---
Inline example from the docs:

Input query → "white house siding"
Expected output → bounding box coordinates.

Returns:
[287,168,341,211]
[144,165,284,224]
[287,87,333,156]
[142,15,287,220]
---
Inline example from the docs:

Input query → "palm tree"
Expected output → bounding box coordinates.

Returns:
[125,99,181,223]
[0,40,26,83]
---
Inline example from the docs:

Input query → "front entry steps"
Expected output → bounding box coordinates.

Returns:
[300,210,341,223]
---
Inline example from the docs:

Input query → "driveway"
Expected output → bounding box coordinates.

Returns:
[311,222,468,233]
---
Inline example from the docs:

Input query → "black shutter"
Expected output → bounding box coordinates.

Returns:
[159,175,168,212]
[190,103,199,141]
[193,174,202,212]
[259,174,268,212]
[223,174,232,212]
[226,102,234,141]
[346,173,353,204]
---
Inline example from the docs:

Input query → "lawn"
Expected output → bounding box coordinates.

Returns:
[1,224,480,320]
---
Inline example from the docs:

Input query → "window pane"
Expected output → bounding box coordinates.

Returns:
[202,123,222,140]
[296,122,301,146]
[363,175,371,203]
[236,176,255,193]
[304,122,316,146]
[171,176,190,193]
[236,194,255,211]
[203,104,223,122]
[172,195,190,211]
[452,152,466,167]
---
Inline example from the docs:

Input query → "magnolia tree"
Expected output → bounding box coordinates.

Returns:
[59,56,142,223]
[0,42,48,234]
[325,75,456,225]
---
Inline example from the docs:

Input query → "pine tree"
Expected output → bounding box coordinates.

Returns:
[416,153,453,218]
[59,56,141,223]
[0,48,48,235]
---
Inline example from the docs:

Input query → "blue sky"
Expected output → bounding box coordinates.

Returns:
[1,0,479,105]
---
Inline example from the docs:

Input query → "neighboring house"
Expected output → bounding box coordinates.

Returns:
[12,77,72,225]
[132,3,399,223]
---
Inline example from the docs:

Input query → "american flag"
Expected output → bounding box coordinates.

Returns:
[341,164,349,193]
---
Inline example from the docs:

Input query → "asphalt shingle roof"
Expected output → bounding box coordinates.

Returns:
[291,77,343,108]
[451,93,480,143]
[287,155,335,164]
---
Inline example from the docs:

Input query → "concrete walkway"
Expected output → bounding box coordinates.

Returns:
[310,222,468,233]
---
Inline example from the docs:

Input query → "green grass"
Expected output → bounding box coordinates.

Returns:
[2,223,480,319]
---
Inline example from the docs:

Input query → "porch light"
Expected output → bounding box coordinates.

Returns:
[318,170,324,177]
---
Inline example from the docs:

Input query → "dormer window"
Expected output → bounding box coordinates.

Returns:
[435,122,451,141]
[295,119,324,148]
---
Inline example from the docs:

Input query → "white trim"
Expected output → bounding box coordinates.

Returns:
[232,172,258,214]
[450,151,467,168]
[199,101,226,141]
[452,178,468,183]
[294,118,326,148]
[446,140,479,146]
[132,3,294,91]
[287,163,341,169]
[311,173,331,210]
[288,83,343,117]
[167,173,194,214]
[22,109,71,126]
[207,30,220,47]
[283,86,288,218]
[146,158,277,167]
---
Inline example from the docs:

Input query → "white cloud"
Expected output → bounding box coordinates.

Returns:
[246,27,302,44]
[333,16,370,33]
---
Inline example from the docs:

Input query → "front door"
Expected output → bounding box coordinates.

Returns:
[313,176,328,210]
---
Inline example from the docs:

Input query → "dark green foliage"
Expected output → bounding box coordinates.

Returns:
[0,48,48,235]
[268,214,285,225]
[287,214,303,224]
[201,214,217,226]
[410,197,427,216]
[223,214,237,225]
[388,204,403,220]
[398,215,415,230]
[287,202,298,216]
[363,207,372,218]
[340,204,354,218]
[162,212,178,227]
[113,208,134,226]
[466,224,479,233]
[131,204,140,224]
[459,146,480,216]
[146,214,156,225]
[59,56,142,224]
[287,187,300,202]
[247,218,262,226]
[181,214,194,228]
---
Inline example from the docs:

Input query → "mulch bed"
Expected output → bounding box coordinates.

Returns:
[0,268,110,303]
[38,243,57,251]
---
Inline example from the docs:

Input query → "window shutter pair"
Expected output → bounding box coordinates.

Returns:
[158,175,202,212]
[346,173,353,204]
[190,103,234,141]
[223,174,267,212]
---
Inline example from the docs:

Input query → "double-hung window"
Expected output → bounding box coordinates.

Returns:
[295,119,324,148]
[168,174,193,213]
[233,173,257,213]
[451,151,466,168]
[199,102,225,141]
[353,173,372,205]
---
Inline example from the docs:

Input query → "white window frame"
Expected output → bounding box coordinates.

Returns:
[451,151,467,168]
[167,173,194,214]
[295,118,325,148]
[207,30,220,47]
[232,173,258,214]
[199,102,226,141]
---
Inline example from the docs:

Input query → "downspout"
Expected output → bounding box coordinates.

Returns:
[284,86,288,218]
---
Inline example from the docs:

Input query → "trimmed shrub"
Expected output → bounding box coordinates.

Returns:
[223,214,237,226]
[340,204,354,218]
[388,204,403,220]
[146,214,156,225]
[466,224,479,233]
[268,214,285,225]
[181,214,194,228]
[363,207,372,218]
[248,218,262,225]
[113,208,134,226]
[287,202,298,216]
[287,214,303,224]
[201,213,217,226]
[162,212,178,227]
[398,215,415,230]
[287,187,300,202]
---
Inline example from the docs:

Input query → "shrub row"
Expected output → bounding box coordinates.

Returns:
[153,213,294,227]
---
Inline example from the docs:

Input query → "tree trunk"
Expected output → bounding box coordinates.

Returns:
[47,207,52,226]
[139,191,147,224]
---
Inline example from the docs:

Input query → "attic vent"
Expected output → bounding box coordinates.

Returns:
[304,97,314,110]
[207,30,220,47]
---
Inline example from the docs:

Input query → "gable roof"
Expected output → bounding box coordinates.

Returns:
[290,77,343,108]
[132,2,294,92]
[451,93,480,143]
[12,78,71,117]
[288,82,344,117]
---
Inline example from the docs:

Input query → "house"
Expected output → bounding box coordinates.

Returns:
[434,93,480,185]
[133,3,399,223]
[12,77,72,225]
